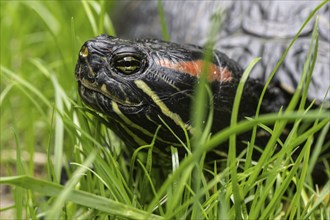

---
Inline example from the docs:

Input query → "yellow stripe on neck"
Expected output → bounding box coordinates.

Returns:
[134,80,191,131]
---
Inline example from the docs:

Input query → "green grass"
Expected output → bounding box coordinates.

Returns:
[1,1,329,219]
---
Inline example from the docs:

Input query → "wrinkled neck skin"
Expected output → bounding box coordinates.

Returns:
[211,76,290,134]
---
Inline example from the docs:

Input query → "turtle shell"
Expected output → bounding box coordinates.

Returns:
[111,1,330,104]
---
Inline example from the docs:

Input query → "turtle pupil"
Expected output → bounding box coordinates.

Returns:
[114,56,142,74]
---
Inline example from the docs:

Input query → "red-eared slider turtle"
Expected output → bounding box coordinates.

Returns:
[76,35,290,149]
[75,1,329,156]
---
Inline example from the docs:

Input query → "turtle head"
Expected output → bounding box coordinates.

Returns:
[75,35,245,148]
[75,35,150,114]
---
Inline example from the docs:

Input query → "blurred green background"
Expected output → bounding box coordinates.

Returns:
[1,1,116,176]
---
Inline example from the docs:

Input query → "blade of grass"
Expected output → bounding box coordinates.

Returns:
[309,122,330,175]
[0,175,163,220]
[137,159,162,214]
[0,82,14,106]
[164,164,195,217]
[71,16,77,72]
[229,57,261,219]
[13,129,24,220]
[140,127,161,209]
[98,0,105,34]
[288,140,311,220]
[157,0,170,41]
[53,74,65,183]
[167,146,180,213]
[81,0,98,36]
[189,10,222,219]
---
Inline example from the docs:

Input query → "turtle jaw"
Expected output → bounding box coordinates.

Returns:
[76,77,146,118]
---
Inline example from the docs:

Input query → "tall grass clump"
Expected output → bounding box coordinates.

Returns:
[1,0,329,219]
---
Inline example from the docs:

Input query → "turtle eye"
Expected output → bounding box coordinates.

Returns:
[112,54,144,75]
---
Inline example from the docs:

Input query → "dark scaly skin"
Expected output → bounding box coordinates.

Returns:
[75,35,289,152]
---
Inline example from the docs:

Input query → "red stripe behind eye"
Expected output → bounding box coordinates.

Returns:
[155,59,233,82]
